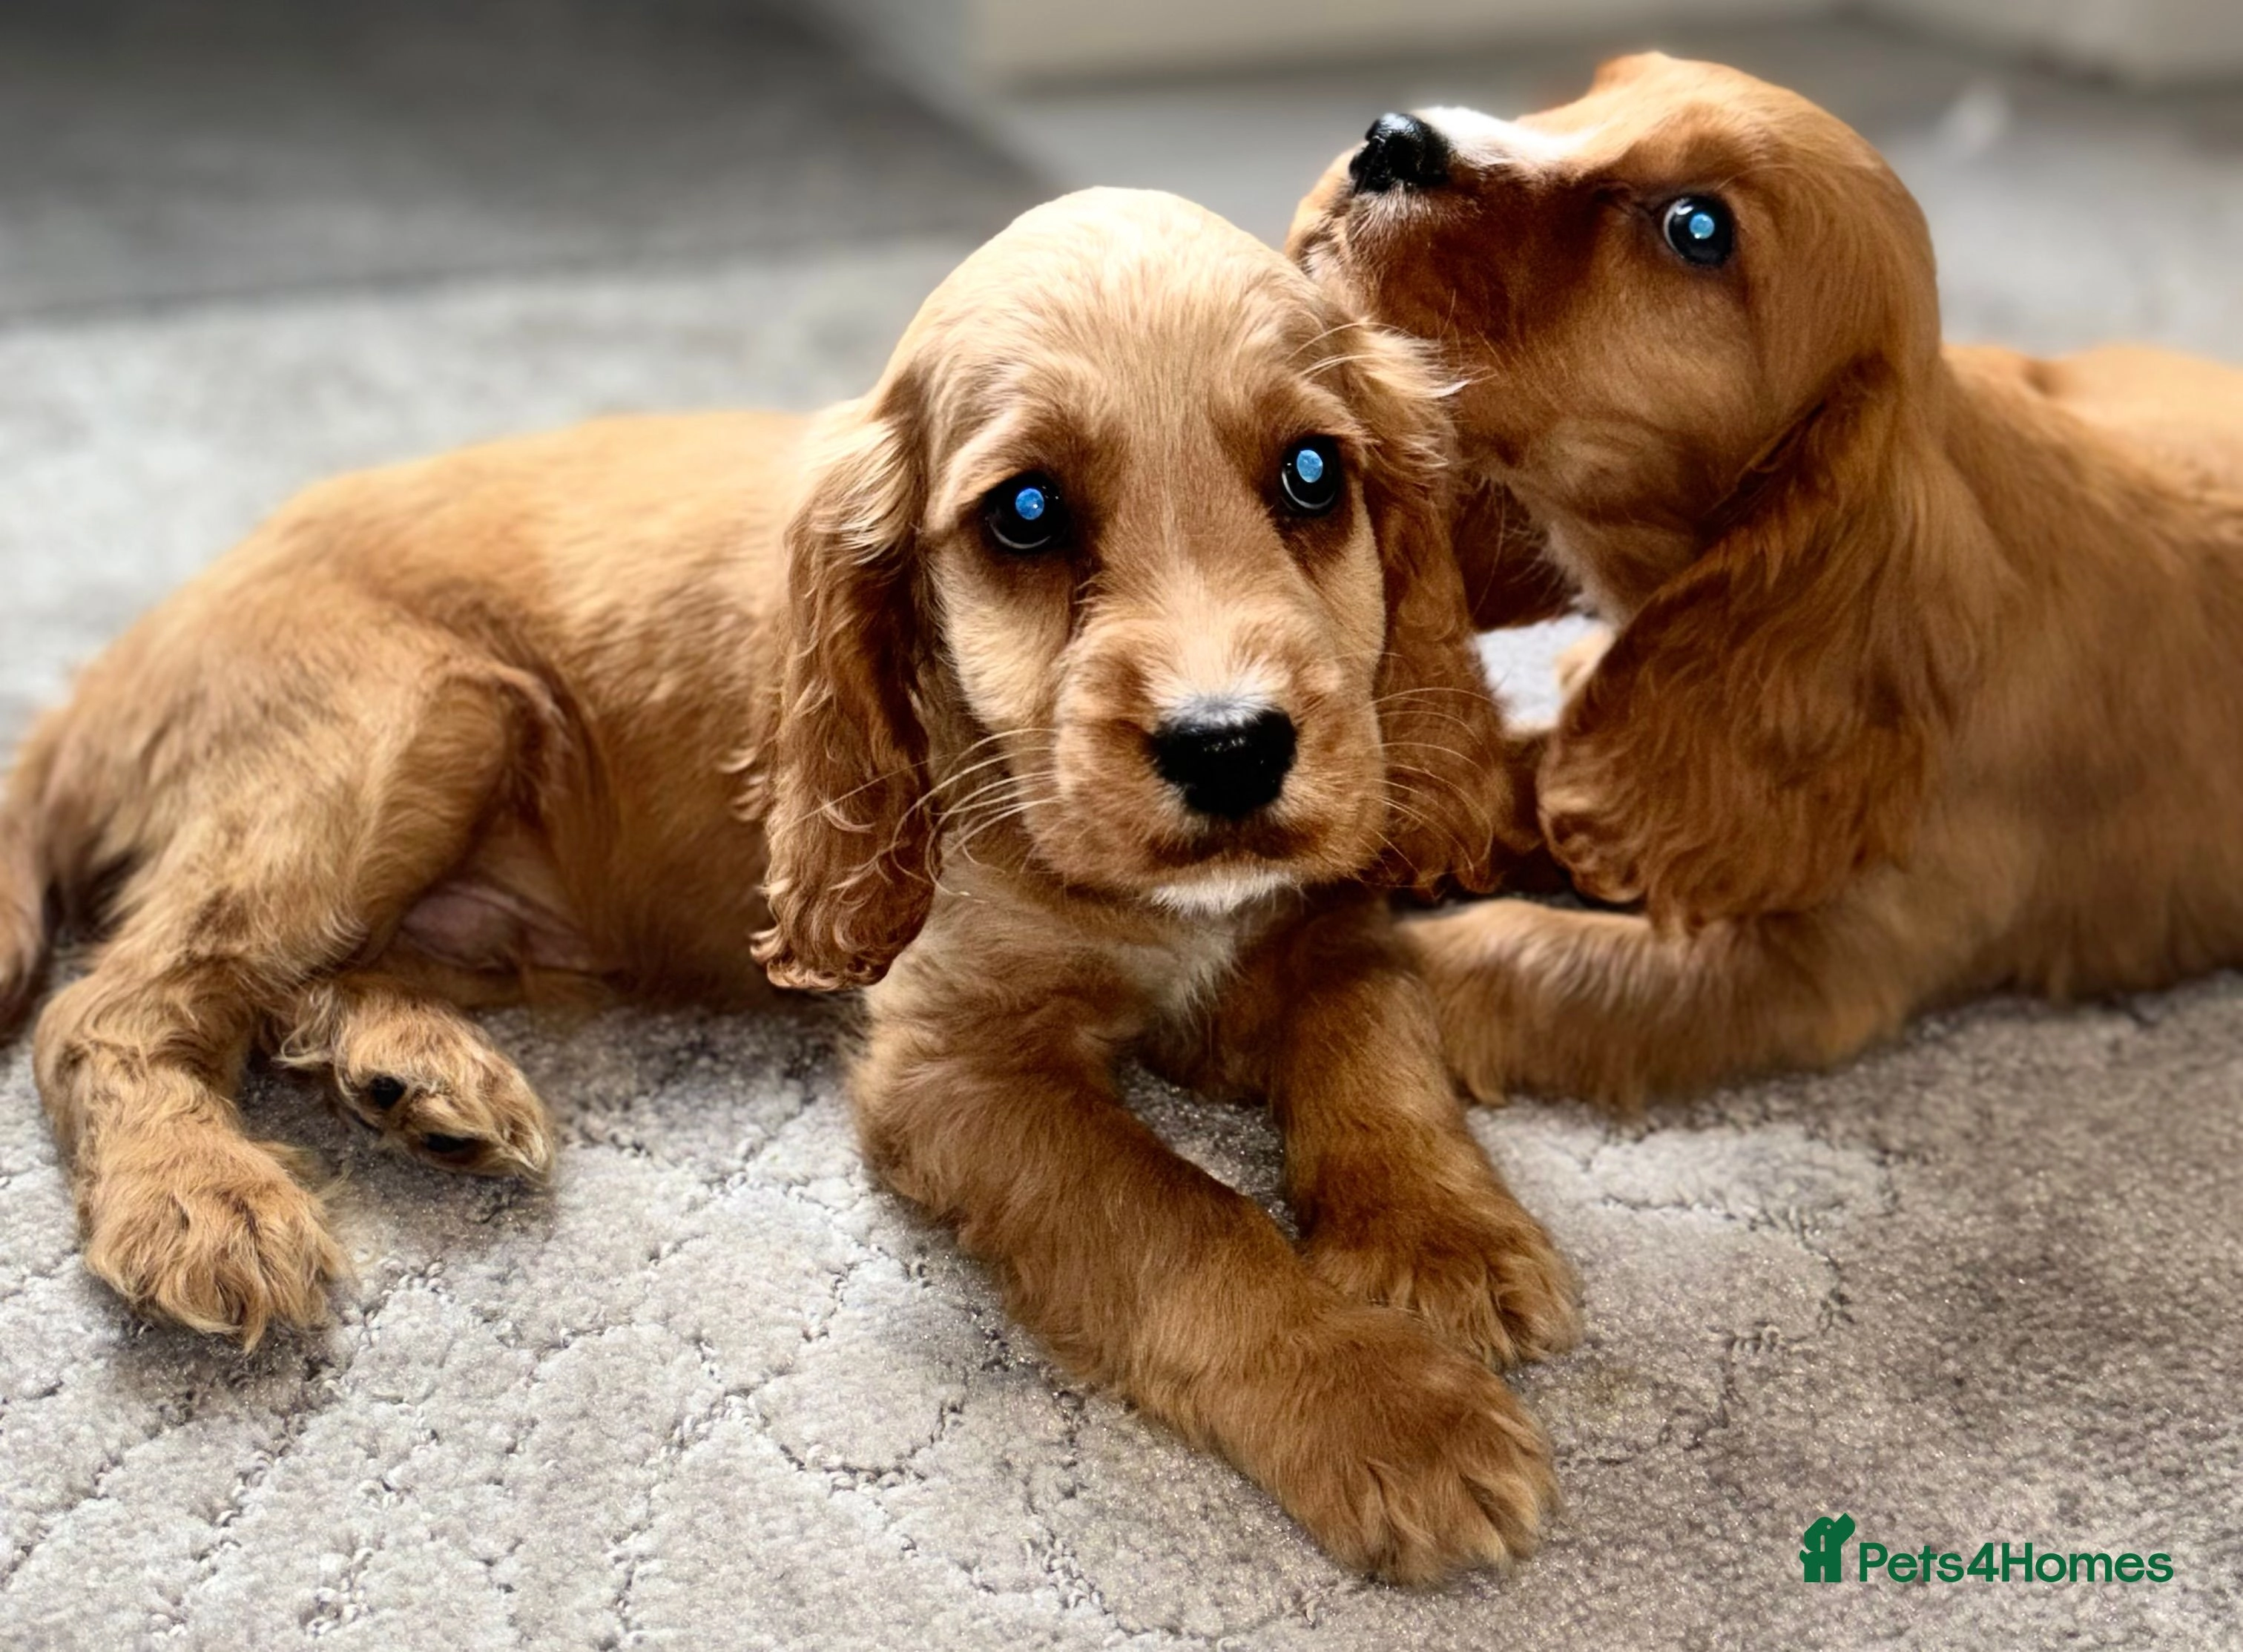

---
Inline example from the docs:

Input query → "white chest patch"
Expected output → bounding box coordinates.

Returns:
[1149,867,1296,918]
[1113,927,1238,1027]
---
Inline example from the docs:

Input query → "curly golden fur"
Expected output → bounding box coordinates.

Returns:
[0,188,1573,1581]
[1291,54,2243,1102]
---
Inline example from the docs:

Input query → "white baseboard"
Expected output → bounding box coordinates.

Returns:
[786,0,2243,105]
[1874,0,2243,85]
[969,0,1827,80]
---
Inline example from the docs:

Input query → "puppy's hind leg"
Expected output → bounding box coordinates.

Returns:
[34,671,536,1341]
[37,920,347,1344]
[0,711,62,1032]
[271,971,553,1177]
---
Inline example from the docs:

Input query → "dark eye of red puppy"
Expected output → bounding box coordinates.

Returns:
[983,473,1069,554]
[1278,438,1343,516]
[1661,196,1735,268]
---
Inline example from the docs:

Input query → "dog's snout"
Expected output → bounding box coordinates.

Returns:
[1151,710,1297,820]
[1349,113,1450,194]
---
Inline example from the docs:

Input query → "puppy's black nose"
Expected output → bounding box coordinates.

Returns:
[1349,112,1450,194]
[1151,710,1297,820]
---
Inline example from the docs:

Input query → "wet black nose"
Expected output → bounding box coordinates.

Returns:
[1349,112,1450,194]
[1151,710,1297,820]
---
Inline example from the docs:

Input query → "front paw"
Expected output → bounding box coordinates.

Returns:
[1538,786,1645,906]
[1308,1191,1581,1368]
[79,1138,346,1345]
[1250,1303,1558,1582]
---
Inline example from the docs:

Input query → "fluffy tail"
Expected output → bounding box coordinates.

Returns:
[0,723,56,1035]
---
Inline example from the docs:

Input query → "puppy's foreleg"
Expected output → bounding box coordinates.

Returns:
[856,941,1555,1582]
[1231,901,1580,1367]
[1409,894,1927,1103]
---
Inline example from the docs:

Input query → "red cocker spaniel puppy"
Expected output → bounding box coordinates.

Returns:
[1292,55,2243,1102]
[0,189,1574,1580]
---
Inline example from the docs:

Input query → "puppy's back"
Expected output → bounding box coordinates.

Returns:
[7,409,808,987]
[1952,342,2243,496]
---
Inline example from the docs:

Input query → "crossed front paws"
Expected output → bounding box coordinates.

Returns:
[1230,1297,1562,1584]
[1307,1185,1581,1369]
[1213,1173,1582,1582]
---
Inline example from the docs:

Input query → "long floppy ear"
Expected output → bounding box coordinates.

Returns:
[753,394,938,991]
[1541,359,1981,927]
[1340,326,1538,898]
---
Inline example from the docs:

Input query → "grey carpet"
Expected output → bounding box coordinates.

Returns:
[2,13,2241,1651]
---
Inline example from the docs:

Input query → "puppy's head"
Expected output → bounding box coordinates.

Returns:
[1294,59,1979,922]
[1288,53,1940,612]
[757,188,1518,991]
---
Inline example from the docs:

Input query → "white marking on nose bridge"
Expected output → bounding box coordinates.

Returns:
[1166,690,1276,728]
[1147,639,1283,726]
[1141,563,1290,720]
[1420,105,1599,170]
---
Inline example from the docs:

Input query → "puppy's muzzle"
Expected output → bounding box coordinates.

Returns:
[1151,709,1297,820]
[1349,113,1450,195]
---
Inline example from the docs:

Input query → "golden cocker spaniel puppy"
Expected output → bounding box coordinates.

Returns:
[0,188,1575,1580]
[1292,54,2243,1102]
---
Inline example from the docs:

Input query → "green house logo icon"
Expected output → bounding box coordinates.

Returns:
[1802,1515,1856,1582]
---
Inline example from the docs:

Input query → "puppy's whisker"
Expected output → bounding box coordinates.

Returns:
[894,736,1031,840]
[870,759,1037,892]
[1374,686,1489,713]
[1377,705,1493,739]
[935,727,1019,771]
[1283,318,1358,366]
[1373,685,1486,702]
[927,752,1018,806]
[949,786,1058,866]
[1382,738,1478,767]
[768,757,922,829]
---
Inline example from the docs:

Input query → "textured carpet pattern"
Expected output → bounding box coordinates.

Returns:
[5,943,2241,1648]
[3,30,2242,1648]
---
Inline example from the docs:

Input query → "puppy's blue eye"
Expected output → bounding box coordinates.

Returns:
[984,472,1067,553]
[1662,195,1734,268]
[1279,437,1343,516]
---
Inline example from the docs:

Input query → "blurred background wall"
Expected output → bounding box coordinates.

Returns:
[6,0,2233,730]
[806,0,2243,99]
